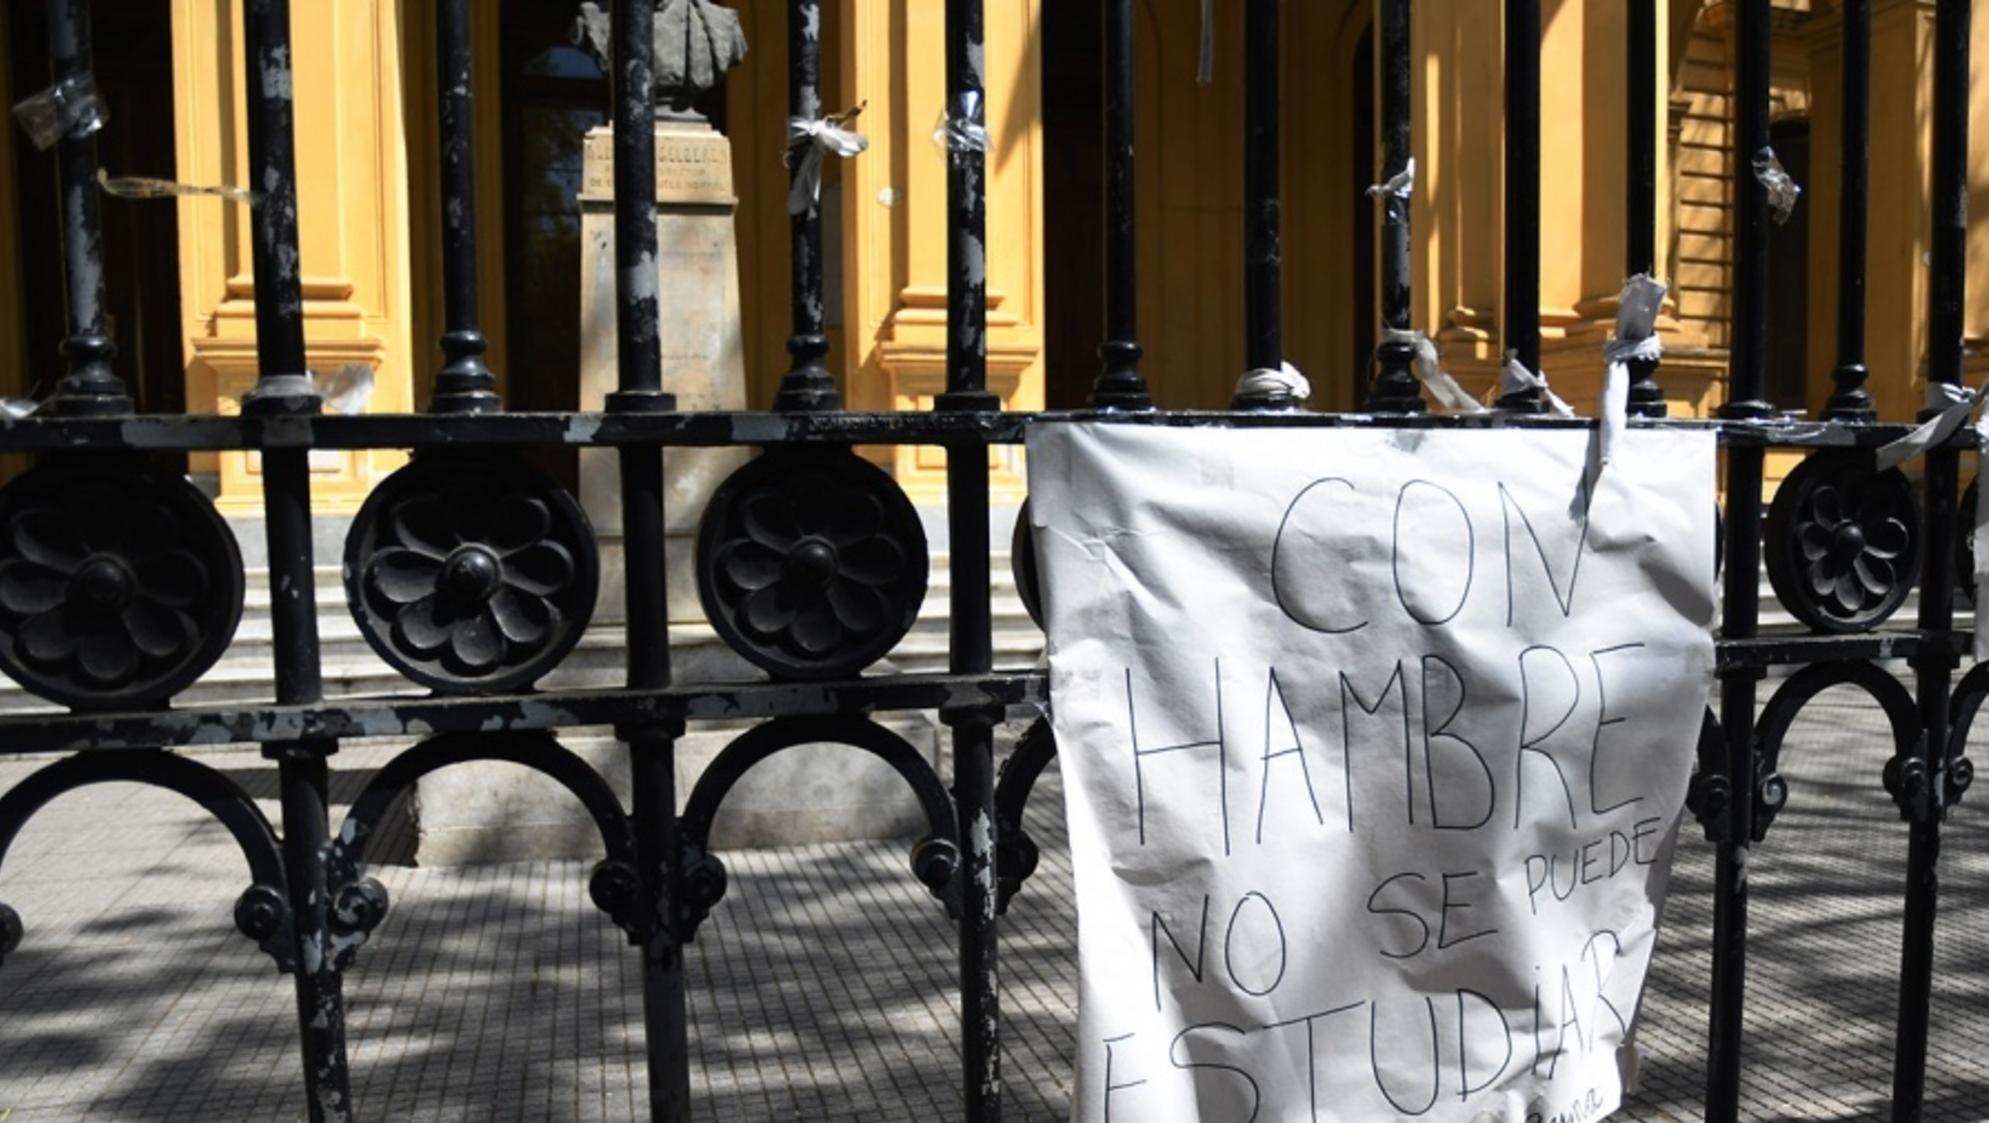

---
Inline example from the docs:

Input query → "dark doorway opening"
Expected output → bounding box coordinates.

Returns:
[1040,0,1105,410]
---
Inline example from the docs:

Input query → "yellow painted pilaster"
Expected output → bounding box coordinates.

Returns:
[1417,0,1505,370]
[174,0,415,517]
[845,0,1045,505]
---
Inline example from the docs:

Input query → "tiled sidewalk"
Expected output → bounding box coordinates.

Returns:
[1,693,1986,1121]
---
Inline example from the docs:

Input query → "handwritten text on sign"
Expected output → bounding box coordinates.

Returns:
[1028,425,1715,1123]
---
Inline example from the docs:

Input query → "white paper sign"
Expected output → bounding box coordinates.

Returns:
[1028,424,1716,1123]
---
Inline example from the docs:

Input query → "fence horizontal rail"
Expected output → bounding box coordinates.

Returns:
[0,410,1959,452]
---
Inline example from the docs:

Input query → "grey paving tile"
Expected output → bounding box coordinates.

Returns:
[0,696,1985,1119]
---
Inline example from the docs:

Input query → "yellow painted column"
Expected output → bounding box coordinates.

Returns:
[843,0,1045,505]
[173,0,415,517]
[1416,0,1506,384]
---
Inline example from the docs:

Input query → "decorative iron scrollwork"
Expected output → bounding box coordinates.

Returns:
[0,750,295,972]
[0,462,244,710]
[1684,709,1729,842]
[697,449,928,679]
[678,717,959,940]
[1763,449,1918,632]
[0,901,20,966]
[324,732,643,961]
[993,718,1056,914]
[344,454,598,694]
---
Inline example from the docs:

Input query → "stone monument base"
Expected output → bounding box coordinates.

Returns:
[407,640,948,864]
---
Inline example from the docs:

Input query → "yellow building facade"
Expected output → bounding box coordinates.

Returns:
[1,0,1986,514]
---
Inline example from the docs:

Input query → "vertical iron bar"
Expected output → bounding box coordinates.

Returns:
[430,0,498,413]
[271,741,350,1123]
[240,0,315,413]
[238,4,344,1120]
[1891,3,1969,1117]
[938,0,994,413]
[611,0,665,411]
[1496,0,1543,410]
[1725,0,1773,418]
[1092,0,1150,410]
[604,2,691,1118]
[1706,5,1775,1120]
[1363,0,1422,413]
[773,0,840,411]
[43,0,129,416]
[940,2,1000,1118]
[1823,0,1873,421]
[1233,0,1287,410]
[1625,0,1667,417]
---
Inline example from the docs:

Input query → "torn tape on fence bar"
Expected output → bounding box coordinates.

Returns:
[1197,0,1215,85]
[311,365,375,416]
[12,75,105,150]
[932,90,989,154]
[1752,146,1802,226]
[786,107,868,216]
[1366,157,1415,224]
[1874,379,1985,473]
[98,169,257,206]
[1383,328,1484,414]
[1235,362,1311,406]
[1367,156,1415,201]
[1597,274,1668,464]
[1499,352,1575,418]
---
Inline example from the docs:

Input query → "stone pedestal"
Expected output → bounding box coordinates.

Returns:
[402,120,939,865]
[576,120,751,624]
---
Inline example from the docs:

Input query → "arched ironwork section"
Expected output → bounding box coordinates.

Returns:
[0,749,292,970]
[325,732,640,963]
[678,716,960,939]
[1684,707,1730,842]
[1762,449,1919,633]
[0,462,246,711]
[696,449,930,680]
[1939,659,1989,814]
[1752,661,1919,838]
[343,454,600,695]
[992,717,1055,914]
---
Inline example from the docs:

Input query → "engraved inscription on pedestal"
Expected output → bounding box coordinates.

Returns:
[579,125,735,206]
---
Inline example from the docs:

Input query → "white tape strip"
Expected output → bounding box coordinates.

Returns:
[786,112,869,216]
[1499,353,1574,418]
[932,90,990,154]
[1596,274,1669,464]
[1875,380,1983,473]
[1235,362,1311,405]
[1382,328,1484,414]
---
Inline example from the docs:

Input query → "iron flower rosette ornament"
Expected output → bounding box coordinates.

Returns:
[697,449,928,679]
[1764,449,1919,632]
[0,462,244,710]
[345,456,598,693]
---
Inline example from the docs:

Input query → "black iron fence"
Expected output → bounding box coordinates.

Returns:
[0,0,1978,1121]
